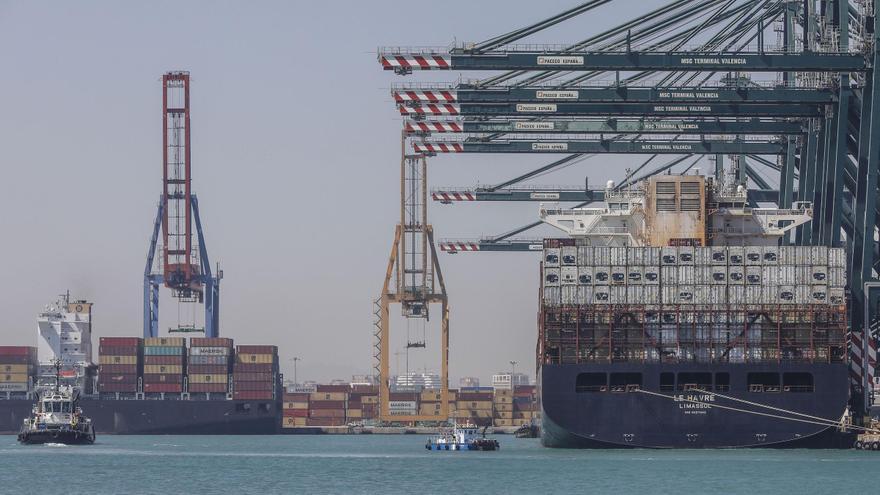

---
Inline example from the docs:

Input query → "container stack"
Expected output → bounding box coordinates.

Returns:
[543,244,847,307]
[308,384,348,426]
[419,389,444,416]
[188,337,233,394]
[97,337,142,394]
[0,346,37,395]
[388,391,419,417]
[355,386,379,420]
[282,392,310,428]
[233,345,278,400]
[511,385,538,426]
[492,388,515,427]
[455,390,493,426]
[143,337,186,394]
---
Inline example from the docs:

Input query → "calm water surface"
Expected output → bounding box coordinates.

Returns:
[0,434,874,494]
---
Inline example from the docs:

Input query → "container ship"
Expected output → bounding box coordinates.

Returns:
[538,174,851,448]
[0,297,281,434]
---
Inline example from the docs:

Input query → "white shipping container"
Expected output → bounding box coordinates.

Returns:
[695,266,711,284]
[645,286,661,304]
[610,286,627,304]
[678,266,695,285]
[810,285,828,304]
[562,286,579,305]
[762,246,779,265]
[795,246,811,265]
[627,286,644,303]
[678,246,695,265]
[610,247,628,265]
[710,246,727,265]
[544,248,560,267]
[594,247,611,265]
[561,246,577,265]
[389,401,417,411]
[778,265,796,285]
[610,266,627,285]
[728,246,745,265]
[777,285,796,304]
[644,266,661,285]
[794,265,811,285]
[695,247,712,265]
[662,286,677,305]
[829,288,845,305]
[627,266,644,285]
[594,266,610,284]
[677,285,695,304]
[828,248,845,268]
[661,247,677,265]
[578,266,594,285]
[577,246,593,266]
[810,265,828,284]
[544,268,560,286]
[795,286,812,304]
[709,286,727,305]
[810,246,828,265]
[561,266,578,285]
[710,266,727,285]
[745,266,762,285]
[761,266,778,286]
[728,266,745,284]
[644,247,661,265]
[745,246,762,265]
[543,287,561,305]
[594,285,611,304]
[629,248,644,266]
[746,286,763,304]
[728,286,745,304]
[579,286,594,304]
[828,267,845,288]
[694,285,710,304]
[778,246,794,265]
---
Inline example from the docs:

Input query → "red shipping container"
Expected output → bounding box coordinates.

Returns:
[309,409,345,418]
[100,337,142,347]
[232,390,273,400]
[142,373,183,384]
[99,346,141,356]
[190,337,234,347]
[310,400,345,409]
[99,383,138,393]
[232,372,273,382]
[347,400,362,409]
[100,374,139,384]
[283,409,309,418]
[187,365,228,374]
[232,363,275,373]
[144,383,182,393]
[350,385,378,394]
[189,383,228,393]
[316,384,350,393]
[458,392,493,401]
[234,380,273,391]
[283,392,310,401]
[389,392,419,401]
[236,345,278,354]
[0,346,36,356]
[99,364,138,374]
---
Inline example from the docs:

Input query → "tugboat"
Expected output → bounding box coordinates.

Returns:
[426,424,500,451]
[18,360,95,445]
[514,422,540,439]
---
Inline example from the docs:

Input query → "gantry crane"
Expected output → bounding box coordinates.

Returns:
[374,133,449,423]
[378,0,880,414]
[144,71,222,339]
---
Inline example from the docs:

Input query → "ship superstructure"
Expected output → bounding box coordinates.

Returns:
[36,293,95,392]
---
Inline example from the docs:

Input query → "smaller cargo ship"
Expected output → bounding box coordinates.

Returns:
[426,424,499,451]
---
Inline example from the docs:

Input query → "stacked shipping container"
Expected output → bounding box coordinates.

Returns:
[233,345,278,400]
[188,337,232,394]
[143,337,185,393]
[309,384,348,426]
[454,391,493,426]
[0,346,37,394]
[282,392,310,428]
[511,385,538,426]
[97,337,142,393]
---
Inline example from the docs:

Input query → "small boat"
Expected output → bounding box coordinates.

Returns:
[426,424,500,451]
[514,422,539,439]
[18,360,95,445]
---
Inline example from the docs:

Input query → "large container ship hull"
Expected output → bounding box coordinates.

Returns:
[540,362,851,449]
[0,399,279,434]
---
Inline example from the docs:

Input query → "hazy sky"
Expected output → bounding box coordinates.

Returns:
[1,0,736,384]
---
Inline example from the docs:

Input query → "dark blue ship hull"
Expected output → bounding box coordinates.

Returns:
[540,362,852,448]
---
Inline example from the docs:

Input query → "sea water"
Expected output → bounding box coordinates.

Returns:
[0,434,874,494]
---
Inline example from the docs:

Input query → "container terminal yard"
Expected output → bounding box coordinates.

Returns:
[4,0,880,448]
